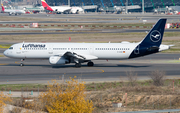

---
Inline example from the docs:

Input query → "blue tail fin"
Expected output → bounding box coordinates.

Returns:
[129,19,167,59]
[140,19,166,47]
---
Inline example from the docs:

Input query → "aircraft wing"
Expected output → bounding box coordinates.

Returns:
[63,52,98,60]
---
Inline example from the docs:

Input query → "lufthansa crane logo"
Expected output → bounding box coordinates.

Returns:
[150,30,161,42]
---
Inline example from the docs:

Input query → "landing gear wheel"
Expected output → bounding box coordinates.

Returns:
[20,63,24,67]
[20,59,25,67]
[75,63,81,68]
[87,62,94,66]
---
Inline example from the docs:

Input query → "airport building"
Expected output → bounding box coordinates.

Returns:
[44,0,180,12]
[2,0,180,13]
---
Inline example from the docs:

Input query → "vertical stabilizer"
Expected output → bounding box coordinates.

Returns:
[41,0,53,11]
[1,4,5,12]
[140,19,166,47]
[129,19,167,59]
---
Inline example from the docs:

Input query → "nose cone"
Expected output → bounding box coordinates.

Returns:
[3,50,9,57]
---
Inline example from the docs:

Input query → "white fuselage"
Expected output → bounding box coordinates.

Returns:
[50,6,71,13]
[4,9,25,15]
[4,42,139,60]
[70,7,84,14]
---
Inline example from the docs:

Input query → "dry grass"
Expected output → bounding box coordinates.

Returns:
[150,70,166,86]
[88,84,180,112]
[0,32,179,53]
[2,78,180,113]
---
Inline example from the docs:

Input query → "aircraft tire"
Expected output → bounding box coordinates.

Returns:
[75,63,81,68]
[87,62,94,66]
[20,63,24,67]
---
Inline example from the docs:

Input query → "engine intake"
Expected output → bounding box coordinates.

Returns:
[49,56,69,65]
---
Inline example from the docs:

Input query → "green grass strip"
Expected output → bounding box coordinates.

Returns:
[0,44,11,49]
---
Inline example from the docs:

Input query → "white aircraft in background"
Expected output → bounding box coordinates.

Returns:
[41,0,71,14]
[1,4,25,15]
[70,6,84,14]
[41,0,84,14]
[4,19,172,67]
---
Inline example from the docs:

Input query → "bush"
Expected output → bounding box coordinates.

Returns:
[0,92,12,112]
[126,70,137,87]
[39,77,94,113]
[150,70,166,86]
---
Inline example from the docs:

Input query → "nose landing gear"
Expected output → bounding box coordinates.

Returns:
[20,59,24,67]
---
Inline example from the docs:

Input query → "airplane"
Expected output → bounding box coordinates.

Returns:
[41,0,84,14]
[1,4,25,15]
[41,0,71,14]
[3,19,172,68]
[70,6,84,14]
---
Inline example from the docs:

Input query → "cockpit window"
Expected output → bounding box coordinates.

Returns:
[9,47,13,49]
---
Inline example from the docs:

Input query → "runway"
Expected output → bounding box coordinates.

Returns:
[1,13,180,23]
[0,13,180,84]
[0,53,180,84]
[0,29,179,35]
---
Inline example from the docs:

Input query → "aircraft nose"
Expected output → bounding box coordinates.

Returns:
[3,50,8,57]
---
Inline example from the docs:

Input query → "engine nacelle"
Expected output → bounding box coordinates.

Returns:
[49,56,69,65]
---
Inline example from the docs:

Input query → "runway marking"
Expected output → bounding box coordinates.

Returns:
[95,69,104,73]
[73,68,105,76]
[0,63,8,65]
[64,68,105,77]
[15,61,19,64]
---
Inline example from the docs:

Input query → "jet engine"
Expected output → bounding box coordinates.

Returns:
[49,56,69,65]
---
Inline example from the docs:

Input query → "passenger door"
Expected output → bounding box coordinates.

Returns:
[48,45,53,54]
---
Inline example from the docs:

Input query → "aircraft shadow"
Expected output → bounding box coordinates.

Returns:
[95,64,151,68]
[50,64,151,68]
[0,63,151,68]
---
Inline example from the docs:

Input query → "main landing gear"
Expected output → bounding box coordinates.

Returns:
[75,61,94,68]
[75,63,81,68]
[20,59,24,67]
[87,61,94,67]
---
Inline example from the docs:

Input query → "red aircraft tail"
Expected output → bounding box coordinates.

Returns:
[1,4,5,12]
[41,0,53,11]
